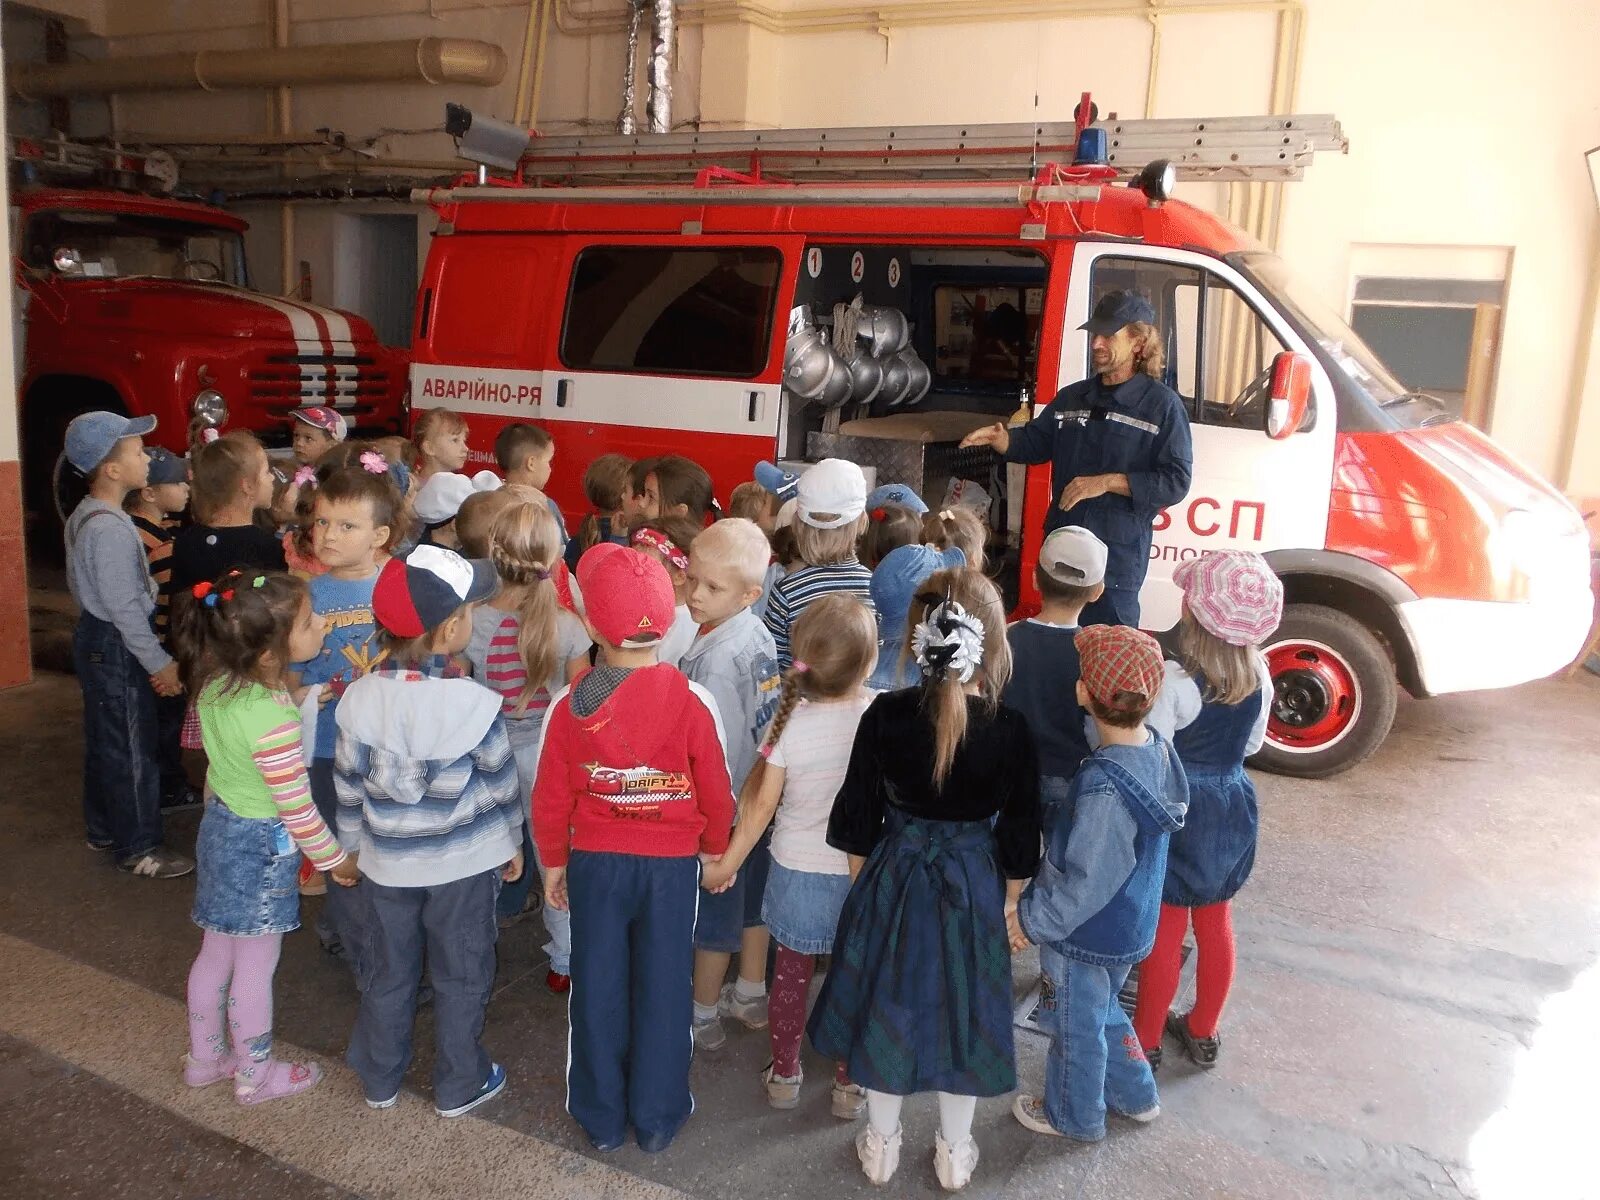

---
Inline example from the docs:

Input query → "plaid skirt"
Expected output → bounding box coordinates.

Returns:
[807,810,1017,1097]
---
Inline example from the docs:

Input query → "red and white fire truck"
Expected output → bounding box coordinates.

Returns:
[407,114,1592,777]
[12,183,409,534]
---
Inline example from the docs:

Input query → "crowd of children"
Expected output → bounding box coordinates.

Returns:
[59,403,1285,1188]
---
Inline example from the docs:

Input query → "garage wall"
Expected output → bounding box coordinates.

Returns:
[11,0,1600,497]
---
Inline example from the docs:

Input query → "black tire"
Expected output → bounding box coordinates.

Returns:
[1249,603,1398,779]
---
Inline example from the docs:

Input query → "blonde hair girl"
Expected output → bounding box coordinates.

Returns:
[466,497,593,986]
[1132,550,1281,1071]
[700,595,879,1118]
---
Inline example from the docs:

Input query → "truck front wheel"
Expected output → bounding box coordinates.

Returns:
[1249,603,1398,779]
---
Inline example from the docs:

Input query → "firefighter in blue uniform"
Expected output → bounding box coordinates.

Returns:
[963,290,1193,627]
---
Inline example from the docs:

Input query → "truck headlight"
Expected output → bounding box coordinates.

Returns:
[192,389,227,427]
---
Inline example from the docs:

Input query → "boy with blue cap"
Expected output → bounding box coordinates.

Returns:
[62,411,194,879]
[866,541,966,690]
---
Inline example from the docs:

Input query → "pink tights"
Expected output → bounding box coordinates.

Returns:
[769,944,847,1084]
[186,930,283,1067]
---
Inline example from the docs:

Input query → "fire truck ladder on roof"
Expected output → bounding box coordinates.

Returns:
[509,113,1348,187]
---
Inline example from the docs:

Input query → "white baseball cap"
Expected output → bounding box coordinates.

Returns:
[415,470,501,526]
[795,458,867,530]
[1039,525,1108,587]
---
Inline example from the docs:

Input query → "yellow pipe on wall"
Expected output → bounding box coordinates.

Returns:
[553,0,1304,37]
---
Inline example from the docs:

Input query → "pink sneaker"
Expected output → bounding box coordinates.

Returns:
[235,1059,323,1106]
[182,1053,238,1088]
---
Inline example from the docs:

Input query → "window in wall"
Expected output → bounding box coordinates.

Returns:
[1349,276,1504,428]
[561,246,783,378]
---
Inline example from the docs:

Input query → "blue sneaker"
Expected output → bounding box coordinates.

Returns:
[436,1062,506,1118]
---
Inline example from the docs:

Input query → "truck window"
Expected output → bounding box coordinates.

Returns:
[560,246,782,379]
[933,284,1042,385]
[1191,280,1288,430]
[22,210,246,285]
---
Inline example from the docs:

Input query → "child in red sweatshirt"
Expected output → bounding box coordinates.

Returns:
[533,542,734,1155]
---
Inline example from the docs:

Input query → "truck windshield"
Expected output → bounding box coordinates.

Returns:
[23,210,247,286]
[1230,249,1453,430]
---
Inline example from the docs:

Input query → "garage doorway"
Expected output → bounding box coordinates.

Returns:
[334,213,419,349]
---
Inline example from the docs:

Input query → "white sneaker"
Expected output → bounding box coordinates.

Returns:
[719,982,769,1030]
[934,1132,980,1191]
[831,1080,867,1120]
[1112,1102,1160,1124]
[692,1013,727,1051]
[855,1124,902,1185]
[762,1062,802,1109]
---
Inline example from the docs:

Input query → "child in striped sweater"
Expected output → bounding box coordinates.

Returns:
[466,496,592,989]
[763,459,875,668]
[170,570,359,1106]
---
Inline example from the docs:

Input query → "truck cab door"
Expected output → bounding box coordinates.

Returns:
[1061,242,1337,630]
[545,235,805,496]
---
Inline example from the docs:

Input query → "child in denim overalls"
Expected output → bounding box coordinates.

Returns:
[1009,624,1188,1142]
[1133,550,1282,1070]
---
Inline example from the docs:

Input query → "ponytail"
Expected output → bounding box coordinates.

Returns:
[169,570,307,699]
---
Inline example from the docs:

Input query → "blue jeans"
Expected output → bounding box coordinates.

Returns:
[309,759,370,980]
[504,737,570,974]
[1039,948,1160,1140]
[72,614,163,859]
[348,869,501,1109]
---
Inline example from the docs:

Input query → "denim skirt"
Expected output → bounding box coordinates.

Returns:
[762,861,852,955]
[192,798,301,936]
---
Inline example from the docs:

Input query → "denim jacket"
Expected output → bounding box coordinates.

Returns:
[1005,373,1193,591]
[1018,730,1188,966]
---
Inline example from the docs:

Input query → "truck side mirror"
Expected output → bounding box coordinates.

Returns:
[1265,350,1312,439]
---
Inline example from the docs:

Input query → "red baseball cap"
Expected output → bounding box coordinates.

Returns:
[1075,624,1165,713]
[577,543,675,649]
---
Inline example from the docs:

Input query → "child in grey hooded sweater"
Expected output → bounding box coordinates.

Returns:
[334,545,523,1119]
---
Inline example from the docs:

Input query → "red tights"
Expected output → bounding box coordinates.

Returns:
[1132,901,1236,1048]
[770,944,848,1084]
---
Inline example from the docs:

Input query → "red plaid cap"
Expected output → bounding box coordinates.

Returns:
[1075,624,1165,712]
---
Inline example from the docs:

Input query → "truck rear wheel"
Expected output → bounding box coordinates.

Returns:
[1249,603,1397,779]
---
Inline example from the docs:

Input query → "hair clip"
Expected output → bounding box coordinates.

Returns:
[191,581,219,608]
[221,589,236,602]
[251,576,267,589]
[869,507,887,522]
[200,427,220,445]
[292,465,316,488]
[359,450,387,475]
[791,660,810,674]
[939,509,955,521]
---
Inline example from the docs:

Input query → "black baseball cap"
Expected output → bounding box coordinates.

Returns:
[1080,290,1157,336]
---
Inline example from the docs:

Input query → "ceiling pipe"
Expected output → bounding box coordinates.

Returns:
[9,37,507,99]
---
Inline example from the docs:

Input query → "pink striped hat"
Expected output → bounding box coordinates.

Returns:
[1172,550,1284,646]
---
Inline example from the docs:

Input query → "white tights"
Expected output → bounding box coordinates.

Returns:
[866,1089,978,1143]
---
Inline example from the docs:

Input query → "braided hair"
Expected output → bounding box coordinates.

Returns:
[487,497,562,714]
[757,593,877,763]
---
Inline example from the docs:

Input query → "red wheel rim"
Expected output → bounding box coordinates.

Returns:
[1266,638,1362,753]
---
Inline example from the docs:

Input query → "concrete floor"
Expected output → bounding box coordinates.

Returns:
[3,593,1598,1200]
